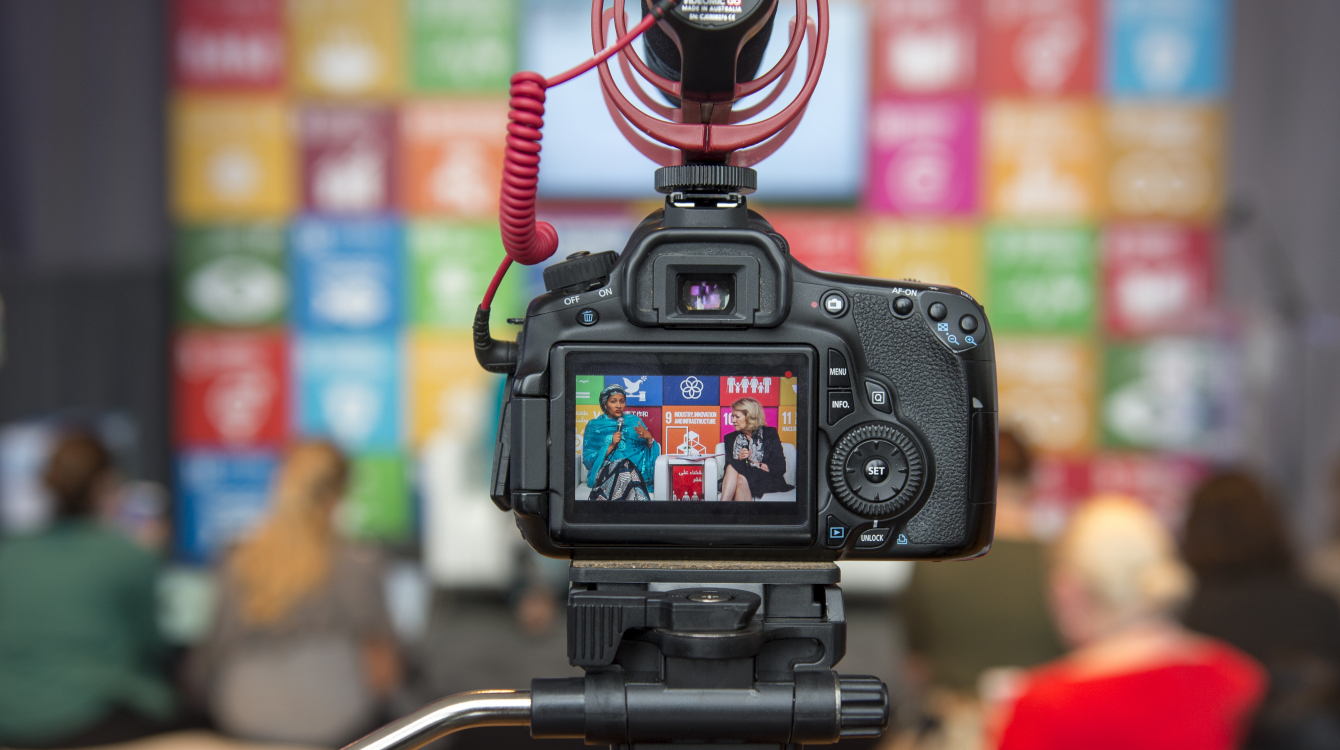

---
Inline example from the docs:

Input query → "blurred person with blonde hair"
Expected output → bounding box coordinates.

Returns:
[993,495,1264,750]
[1183,470,1340,749]
[0,431,176,748]
[191,440,402,747]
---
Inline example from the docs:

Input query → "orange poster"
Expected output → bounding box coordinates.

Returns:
[995,335,1098,454]
[289,0,403,97]
[1105,104,1224,221]
[985,101,1103,220]
[400,100,507,217]
[171,95,294,220]
[862,222,983,300]
[406,331,494,446]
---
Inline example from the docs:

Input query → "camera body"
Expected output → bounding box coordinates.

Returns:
[492,185,997,562]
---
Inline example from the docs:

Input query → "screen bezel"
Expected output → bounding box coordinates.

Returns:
[550,345,816,546]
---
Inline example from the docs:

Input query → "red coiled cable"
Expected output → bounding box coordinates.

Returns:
[484,1,676,311]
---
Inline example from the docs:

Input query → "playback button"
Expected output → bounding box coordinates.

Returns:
[825,515,848,548]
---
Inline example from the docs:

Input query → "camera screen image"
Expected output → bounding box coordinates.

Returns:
[679,275,734,312]
[561,348,814,533]
[575,373,799,504]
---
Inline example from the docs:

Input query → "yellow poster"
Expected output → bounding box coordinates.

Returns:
[406,331,494,446]
[862,222,983,301]
[289,0,404,97]
[1105,104,1224,221]
[985,101,1104,220]
[995,335,1098,455]
[171,95,293,221]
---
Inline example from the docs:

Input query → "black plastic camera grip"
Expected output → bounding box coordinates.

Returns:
[852,293,970,546]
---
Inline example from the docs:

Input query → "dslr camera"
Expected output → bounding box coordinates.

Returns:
[488,168,997,562]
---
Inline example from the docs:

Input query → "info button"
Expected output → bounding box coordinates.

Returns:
[827,390,855,425]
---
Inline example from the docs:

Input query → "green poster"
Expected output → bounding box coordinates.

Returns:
[406,221,527,333]
[175,225,287,327]
[574,375,604,405]
[984,225,1097,334]
[346,453,411,541]
[407,0,517,93]
[1102,339,1222,451]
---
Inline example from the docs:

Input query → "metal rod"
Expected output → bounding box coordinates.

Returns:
[341,690,532,750]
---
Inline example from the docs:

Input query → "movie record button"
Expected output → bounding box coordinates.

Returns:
[577,308,599,326]
[827,390,855,425]
[825,515,848,548]
[821,291,848,317]
[855,527,892,549]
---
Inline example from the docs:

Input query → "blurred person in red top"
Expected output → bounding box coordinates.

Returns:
[992,495,1264,750]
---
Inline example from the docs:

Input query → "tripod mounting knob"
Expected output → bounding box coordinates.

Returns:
[655,164,757,194]
[838,675,890,738]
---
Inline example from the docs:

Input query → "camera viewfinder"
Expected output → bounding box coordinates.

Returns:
[679,274,735,313]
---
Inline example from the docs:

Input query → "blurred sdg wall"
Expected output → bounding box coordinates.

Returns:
[0,0,1338,581]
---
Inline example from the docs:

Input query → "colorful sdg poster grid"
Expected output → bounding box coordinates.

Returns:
[168,0,1235,560]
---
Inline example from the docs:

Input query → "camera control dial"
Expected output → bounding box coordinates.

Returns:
[829,423,925,519]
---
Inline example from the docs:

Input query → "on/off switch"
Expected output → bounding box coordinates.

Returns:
[827,349,851,388]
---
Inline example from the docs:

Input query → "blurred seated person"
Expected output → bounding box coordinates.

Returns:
[721,397,792,502]
[1305,456,1340,602]
[903,430,1065,695]
[190,440,402,747]
[0,432,176,748]
[993,496,1264,750]
[1182,470,1340,750]
[582,384,659,501]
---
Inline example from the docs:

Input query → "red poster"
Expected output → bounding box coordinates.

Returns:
[1103,224,1215,337]
[300,106,397,214]
[175,331,288,448]
[719,376,782,407]
[982,0,1098,95]
[171,0,285,90]
[623,407,662,442]
[671,465,705,501]
[1090,453,1211,526]
[765,212,862,275]
[873,0,978,95]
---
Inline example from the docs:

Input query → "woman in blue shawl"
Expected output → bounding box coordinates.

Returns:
[582,383,660,501]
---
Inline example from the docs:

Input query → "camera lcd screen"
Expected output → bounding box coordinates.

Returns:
[563,348,812,529]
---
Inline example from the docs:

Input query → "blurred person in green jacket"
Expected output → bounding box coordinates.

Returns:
[0,432,175,748]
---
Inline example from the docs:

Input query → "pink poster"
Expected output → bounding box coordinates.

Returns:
[866,97,978,216]
[300,106,397,214]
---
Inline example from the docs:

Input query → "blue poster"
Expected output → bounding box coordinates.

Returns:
[1107,0,1230,98]
[608,375,664,406]
[294,334,401,452]
[290,218,403,334]
[663,374,719,406]
[176,450,278,563]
